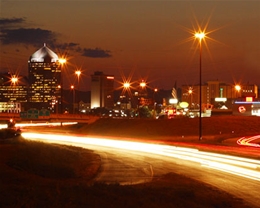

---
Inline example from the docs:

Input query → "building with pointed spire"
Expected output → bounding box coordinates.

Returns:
[28,44,62,112]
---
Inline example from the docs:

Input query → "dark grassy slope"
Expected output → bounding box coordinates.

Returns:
[76,116,260,140]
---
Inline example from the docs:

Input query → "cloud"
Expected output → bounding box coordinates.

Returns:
[0,17,112,58]
[0,17,25,26]
[0,27,57,46]
[82,48,112,58]
[0,18,57,46]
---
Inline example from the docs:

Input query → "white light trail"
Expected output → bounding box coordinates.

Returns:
[16,122,78,128]
[0,124,8,129]
[22,132,260,182]
[0,122,77,129]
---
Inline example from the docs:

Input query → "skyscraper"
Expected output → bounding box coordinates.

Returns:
[0,72,28,103]
[0,72,28,113]
[28,44,61,111]
[91,71,114,109]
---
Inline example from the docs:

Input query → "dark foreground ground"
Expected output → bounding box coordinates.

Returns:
[1,116,260,207]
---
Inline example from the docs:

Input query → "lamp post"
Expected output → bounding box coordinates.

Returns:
[71,85,75,114]
[188,87,193,109]
[75,70,81,113]
[235,85,241,99]
[153,88,158,119]
[195,32,205,141]
[123,82,130,110]
[139,80,147,95]
[59,58,66,114]
[139,80,146,88]
[10,76,18,113]
[11,76,18,85]
[11,76,18,93]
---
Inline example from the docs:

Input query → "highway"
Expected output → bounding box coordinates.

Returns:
[21,131,260,207]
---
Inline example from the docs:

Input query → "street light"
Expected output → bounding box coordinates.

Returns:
[188,87,193,109]
[123,82,130,89]
[235,85,241,98]
[75,70,81,113]
[123,82,131,109]
[139,80,146,88]
[11,76,18,96]
[10,76,18,113]
[153,88,158,119]
[71,85,75,114]
[11,76,18,85]
[59,58,66,114]
[195,31,205,141]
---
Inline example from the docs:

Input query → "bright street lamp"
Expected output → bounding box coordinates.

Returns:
[11,76,18,93]
[123,82,131,109]
[75,70,81,78]
[123,82,130,89]
[75,70,81,113]
[188,87,193,109]
[195,31,205,141]
[59,58,66,114]
[10,76,18,113]
[195,32,205,40]
[235,85,241,98]
[139,80,146,88]
[59,58,66,65]
[71,85,75,114]
[11,76,18,85]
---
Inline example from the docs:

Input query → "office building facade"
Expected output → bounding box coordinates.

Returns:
[91,71,114,109]
[181,81,259,109]
[28,44,62,111]
[0,72,28,112]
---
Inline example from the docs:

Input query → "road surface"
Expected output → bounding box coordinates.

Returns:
[22,132,260,208]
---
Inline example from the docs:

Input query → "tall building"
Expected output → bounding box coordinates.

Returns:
[91,71,114,109]
[0,72,28,103]
[0,72,28,112]
[28,44,62,111]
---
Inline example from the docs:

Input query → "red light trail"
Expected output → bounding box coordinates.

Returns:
[237,135,260,148]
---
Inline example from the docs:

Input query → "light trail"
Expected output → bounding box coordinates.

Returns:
[237,135,260,148]
[22,132,260,182]
[16,122,78,128]
[0,124,8,129]
[0,122,77,129]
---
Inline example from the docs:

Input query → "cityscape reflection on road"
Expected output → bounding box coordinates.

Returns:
[22,132,260,182]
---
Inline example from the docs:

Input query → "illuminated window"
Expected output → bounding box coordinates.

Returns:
[220,88,223,98]
[246,97,253,102]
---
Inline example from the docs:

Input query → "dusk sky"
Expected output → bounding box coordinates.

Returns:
[1,0,260,91]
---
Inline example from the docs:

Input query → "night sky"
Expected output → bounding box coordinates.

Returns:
[1,1,260,91]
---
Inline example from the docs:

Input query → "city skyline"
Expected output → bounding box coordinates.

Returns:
[1,1,260,91]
